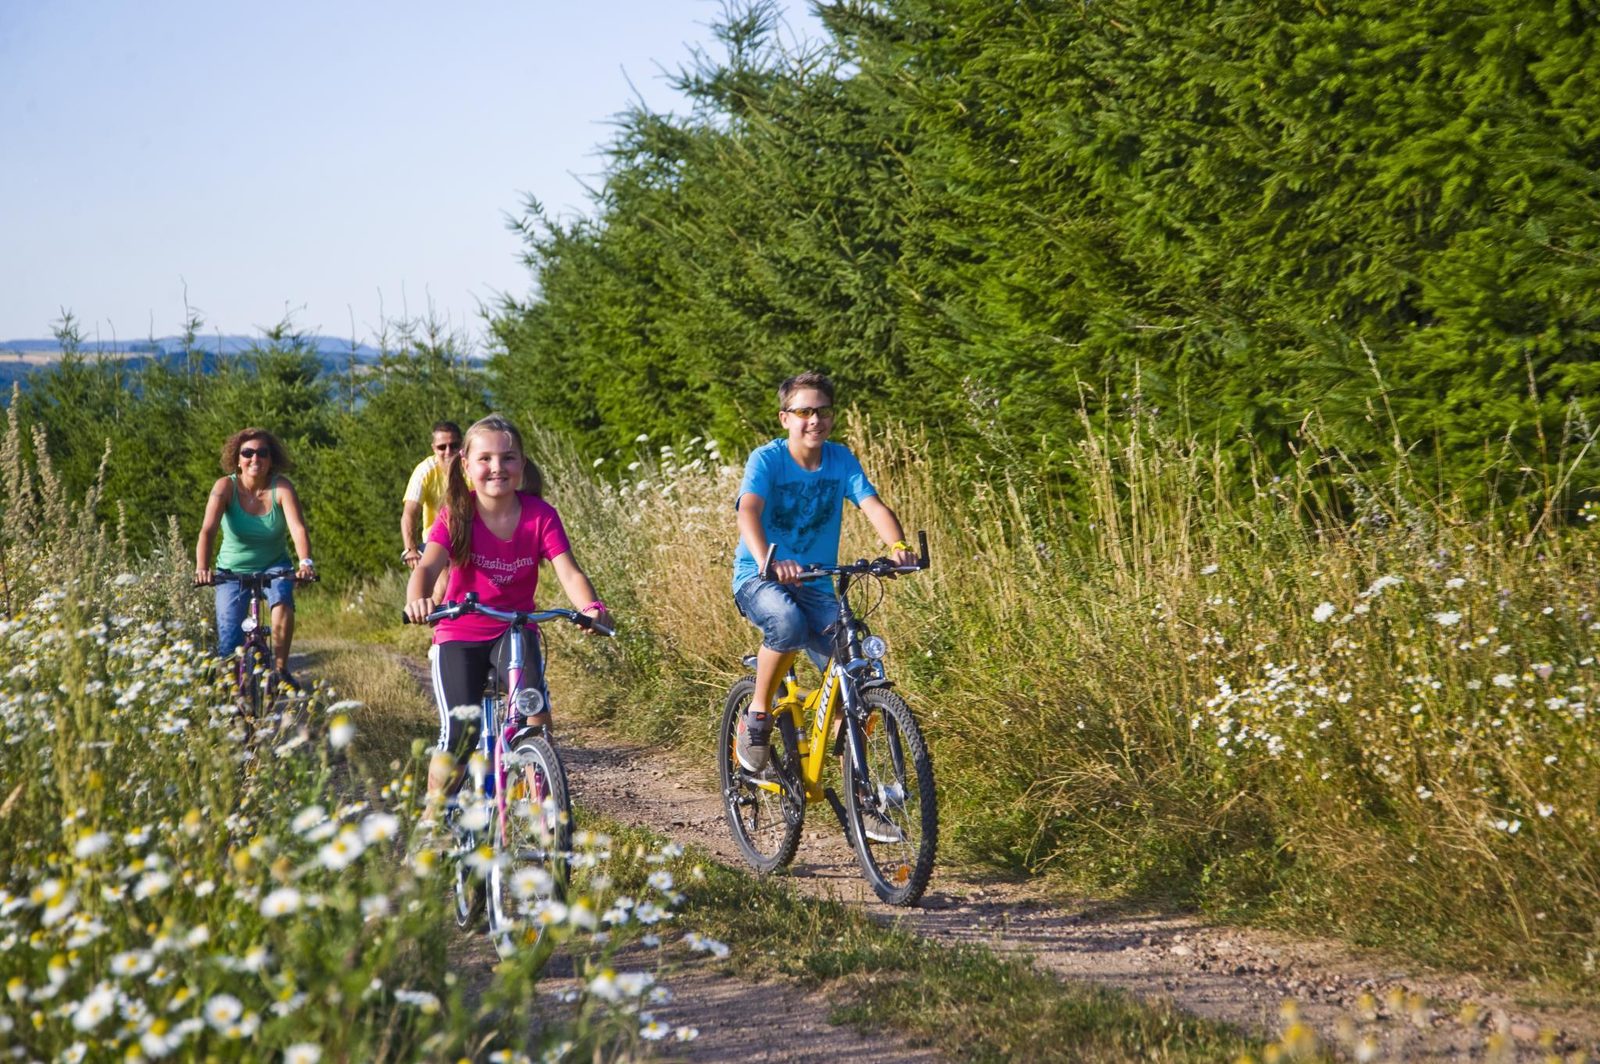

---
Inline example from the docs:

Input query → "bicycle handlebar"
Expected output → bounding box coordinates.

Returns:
[762,530,930,582]
[196,567,318,588]
[402,595,616,638]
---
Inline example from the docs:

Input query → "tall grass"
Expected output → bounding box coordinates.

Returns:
[0,396,700,1061]
[535,410,1600,983]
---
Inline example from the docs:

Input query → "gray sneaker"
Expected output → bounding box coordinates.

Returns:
[735,707,773,772]
[860,809,904,844]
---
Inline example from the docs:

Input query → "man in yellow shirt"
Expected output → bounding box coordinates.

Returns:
[401,422,462,577]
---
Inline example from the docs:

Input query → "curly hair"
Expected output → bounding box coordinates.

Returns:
[220,428,291,474]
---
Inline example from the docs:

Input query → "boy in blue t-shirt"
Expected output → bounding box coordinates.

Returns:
[731,370,918,771]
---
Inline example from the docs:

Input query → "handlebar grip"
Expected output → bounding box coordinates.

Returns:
[761,543,777,581]
[572,611,616,637]
[401,613,414,625]
[917,529,930,570]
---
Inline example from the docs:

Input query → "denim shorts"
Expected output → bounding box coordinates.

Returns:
[215,573,295,657]
[733,576,836,669]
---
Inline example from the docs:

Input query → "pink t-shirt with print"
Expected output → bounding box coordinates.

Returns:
[426,492,573,644]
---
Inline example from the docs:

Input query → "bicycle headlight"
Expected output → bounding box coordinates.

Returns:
[240,616,258,633]
[513,688,545,717]
[862,635,888,661]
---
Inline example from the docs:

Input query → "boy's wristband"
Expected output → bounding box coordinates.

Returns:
[583,601,607,613]
[889,540,910,553]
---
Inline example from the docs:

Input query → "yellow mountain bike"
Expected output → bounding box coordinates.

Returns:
[719,533,936,906]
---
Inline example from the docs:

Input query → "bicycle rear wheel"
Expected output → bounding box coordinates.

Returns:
[719,677,803,874]
[487,733,572,960]
[842,687,937,906]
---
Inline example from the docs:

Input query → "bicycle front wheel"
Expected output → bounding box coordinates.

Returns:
[487,733,572,961]
[719,677,803,874]
[236,642,266,728]
[842,687,937,906]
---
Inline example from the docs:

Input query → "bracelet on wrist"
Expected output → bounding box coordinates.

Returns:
[298,558,315,568]
[889,540,910,553]
[583,600,608,613]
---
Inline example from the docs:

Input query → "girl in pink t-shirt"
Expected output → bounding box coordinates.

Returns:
[403,414,612,797]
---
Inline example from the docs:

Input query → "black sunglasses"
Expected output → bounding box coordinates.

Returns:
[239,447,269,460]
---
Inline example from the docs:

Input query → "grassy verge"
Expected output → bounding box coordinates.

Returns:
[505,417,1600,987]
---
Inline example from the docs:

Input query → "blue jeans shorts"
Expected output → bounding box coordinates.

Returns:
[734,577,836,672]
[215,574,295,658]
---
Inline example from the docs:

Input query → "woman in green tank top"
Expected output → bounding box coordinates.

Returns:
[194,428,316,679]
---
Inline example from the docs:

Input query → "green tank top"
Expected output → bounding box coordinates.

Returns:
[216,474,292,571]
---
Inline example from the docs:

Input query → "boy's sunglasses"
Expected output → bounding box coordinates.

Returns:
[783,405,835,420]
[239,447,269,459]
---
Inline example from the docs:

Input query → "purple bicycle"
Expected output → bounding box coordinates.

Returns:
[408,593,614,958]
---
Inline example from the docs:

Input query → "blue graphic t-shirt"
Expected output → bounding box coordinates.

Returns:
[732,439,876,592]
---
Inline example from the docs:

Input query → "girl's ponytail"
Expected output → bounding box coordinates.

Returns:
[443,449,474,569]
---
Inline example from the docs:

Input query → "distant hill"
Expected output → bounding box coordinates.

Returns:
[0,334,384,359]
[0,334,389,395]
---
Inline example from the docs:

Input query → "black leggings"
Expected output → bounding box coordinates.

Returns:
[428,628,548,757]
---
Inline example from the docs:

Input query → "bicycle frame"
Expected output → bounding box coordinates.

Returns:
[754,535,927,811]
[414,594,613,832]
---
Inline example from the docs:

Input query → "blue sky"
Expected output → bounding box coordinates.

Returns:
[0,1,819,346]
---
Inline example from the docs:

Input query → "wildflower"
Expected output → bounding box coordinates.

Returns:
[360,812,399,843]
[640,1017,670,1041]
[1311,602,1336,623]
[132,871,171,901]
[676,1026,700,1041]
[1200,563,1219,575]
[284,1043,322,1064]
[260,887,303,919]
[1361,575,1404,598]
[109,950,153,977]
[329,715,355,750]
[511,866,553,899]
[394,989,441,1014]
[1537,803,1555,818]
[568,898,598,930]
[318,828,366,870]
[647,870,674,893]
[73,833,111,859]
[291,805,328,835]
[71,984,116,1031]
[1432,611,1462,627]
[203,993,243,1031]
[1492,673,1516,688]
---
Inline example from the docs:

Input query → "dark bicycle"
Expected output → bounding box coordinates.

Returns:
[720,532,937,906]
[203,567,317,727]
[406,593,614,959]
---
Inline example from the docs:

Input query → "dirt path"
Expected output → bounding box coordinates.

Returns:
[555,717,1599,1063]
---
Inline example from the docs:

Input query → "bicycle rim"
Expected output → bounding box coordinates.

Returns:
[843,687,937,906]
[450,802,487,931]
[719,677,803,874]
[487,734,572,961]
